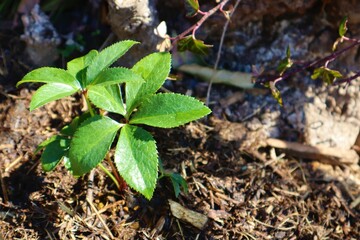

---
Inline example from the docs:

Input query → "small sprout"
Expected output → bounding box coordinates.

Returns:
[177,36,213,55]
[17,40,211,200]
[333,16,348,51]
[338,16,348,37]
[269,82,283,106]
[277,46,293,75]
[311,67,343,85]
[159,159,188,198]
[170,173,188,197]
[184,0,200,17]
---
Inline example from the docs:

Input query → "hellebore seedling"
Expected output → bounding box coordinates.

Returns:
[17,40,211,199]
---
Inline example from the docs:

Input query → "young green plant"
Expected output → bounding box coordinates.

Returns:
[17,40,211,199]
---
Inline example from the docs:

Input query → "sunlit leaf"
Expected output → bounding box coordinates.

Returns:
[311,67,343,84]
[88,85,126,115]
[17,67,80,89]
[67,50,98,88]
[86,40,139,86]
[339,16,348,37]
[89,67,143,86]
[69,115,121,176]
[130,93,211,128]
[126,52,171,116]
[184,0,199,17]
[30,83,79,111]
[115,125,158,199]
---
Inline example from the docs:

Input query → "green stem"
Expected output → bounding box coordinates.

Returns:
[85,95,95,117]
[98,163,120,190]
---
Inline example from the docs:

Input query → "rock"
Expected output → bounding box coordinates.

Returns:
[20,4,60,66]
[106,0,162,66]
[303,80,360,150]
[233,0,318,25]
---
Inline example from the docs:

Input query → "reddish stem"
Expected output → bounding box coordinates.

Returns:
[170,0,230,49]
[107,157,127,191]
[258,38,360,85]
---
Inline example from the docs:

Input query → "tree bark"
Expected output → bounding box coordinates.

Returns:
[106,0,162,66]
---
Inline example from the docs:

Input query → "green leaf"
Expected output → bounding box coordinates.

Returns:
[69,115,121,176]
[86,40,139,86]
[60,112,92,137]
[130,93,211,128]
[311,67,343,84]
[30,83,79,111]
[177,36,212,55]
[277,46,293,75]
[339,16,348,37]
[88,85,126,115]
[35,135,58,155]
[286,45,291,58]
[17,67,80,89]
[63,156,72,171]
[67,50,98,76]
[39,113,90,172]
[41,136,70,172]
[126,52,171,116]
[184,0,199,17]
[67,50,98,87]
[115,125,158,199]
[170,173,188,198]
[90,67,144,86]
[330,69,343,78]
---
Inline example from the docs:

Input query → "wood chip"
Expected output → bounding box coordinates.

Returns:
[168,199,208,230]
[266,138,359,165]
[207,209,231,222]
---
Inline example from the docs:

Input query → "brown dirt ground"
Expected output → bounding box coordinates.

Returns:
[1,87,359,239]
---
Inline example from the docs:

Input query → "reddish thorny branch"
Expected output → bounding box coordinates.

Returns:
[257,37,360,86]
[170,0,230,49]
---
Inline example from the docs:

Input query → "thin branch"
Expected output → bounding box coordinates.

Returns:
[206,0,242,106]
[257,39,360,85]
[334,70,360,85]
[86,169,95,219]
[86,197,115,239]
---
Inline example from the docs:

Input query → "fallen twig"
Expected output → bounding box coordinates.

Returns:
[86,197,115,239]
[266,138,359,165]
[86,169,95,219]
